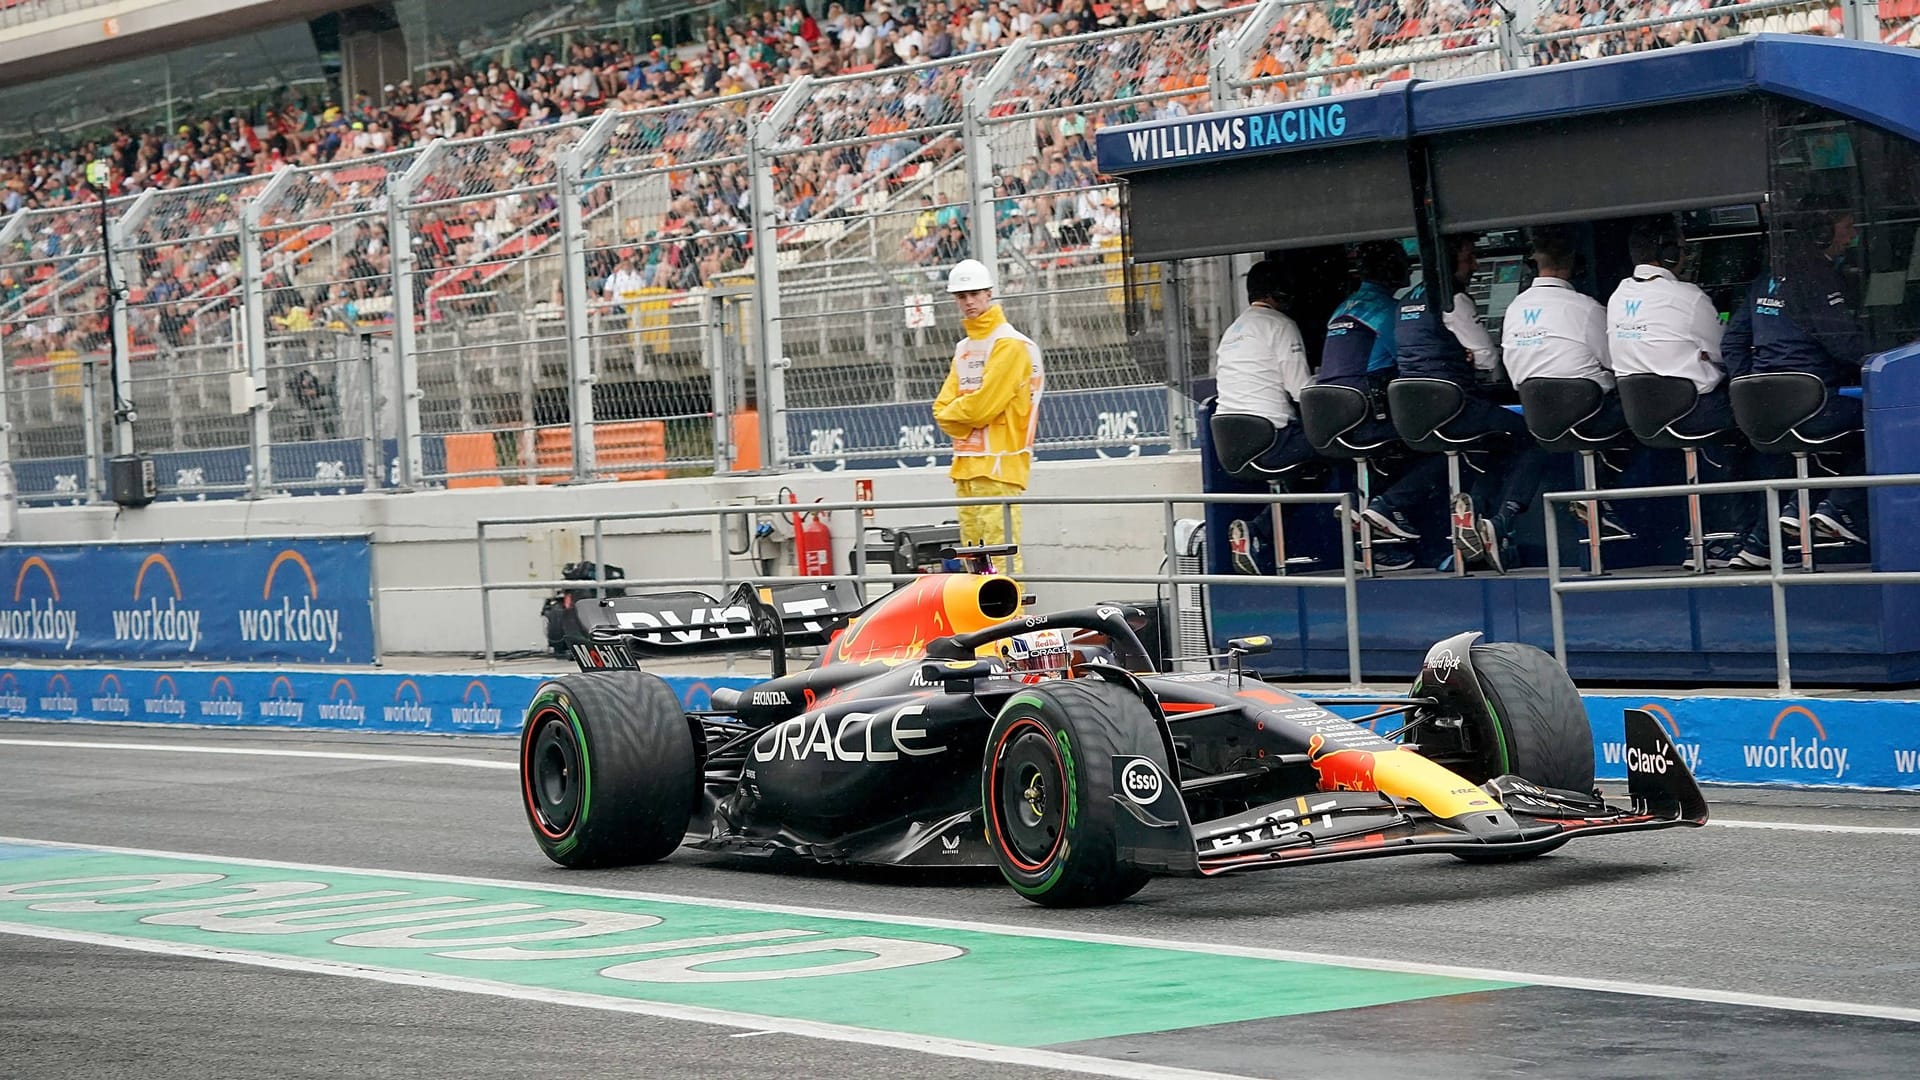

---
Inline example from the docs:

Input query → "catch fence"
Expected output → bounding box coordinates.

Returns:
[0,1,1901,503]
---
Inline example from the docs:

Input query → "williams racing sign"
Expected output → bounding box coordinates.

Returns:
[1095,90,1403,175]
[0,536,375,664]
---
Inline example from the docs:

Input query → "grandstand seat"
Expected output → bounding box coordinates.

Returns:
[443,432,504,488]
[535,422,668,484]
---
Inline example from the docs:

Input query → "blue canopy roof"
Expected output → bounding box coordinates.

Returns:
[1097,35,1920,176]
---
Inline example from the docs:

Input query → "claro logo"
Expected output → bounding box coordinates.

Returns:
[451,680,502,729]
[1742,706,1848,780]
[1601,704,1702,773]
[1,556,77,651]
[239,550,345,654]
[112,553,203,653]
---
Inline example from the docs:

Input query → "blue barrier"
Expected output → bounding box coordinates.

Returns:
[0,537,376,664]
[3,660,1914,790]
[14,438,447,505]
[0,666,758,736]
[787,386,1173,471]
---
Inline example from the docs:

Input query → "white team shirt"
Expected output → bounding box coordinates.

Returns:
[1214,304,1310,427]
[1444,292,1500,375]
[1607,264,1727,394]
[1500,277,1613,390]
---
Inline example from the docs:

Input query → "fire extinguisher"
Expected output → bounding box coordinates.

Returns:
[785,489,833,577]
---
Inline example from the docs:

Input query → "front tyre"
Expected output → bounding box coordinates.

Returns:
[983,679,1161,907]
[520,671,698,868]
[1452,642,1593,864]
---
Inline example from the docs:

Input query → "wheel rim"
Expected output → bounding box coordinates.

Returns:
[525,709,582,837]
[992,721,1065,871]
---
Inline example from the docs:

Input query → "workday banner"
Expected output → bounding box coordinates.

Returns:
[0,536,375,664]
[0,667,757,736]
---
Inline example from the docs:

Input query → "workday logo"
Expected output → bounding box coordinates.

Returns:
[0,672,26,716]
[1742,705,1848,779]
[258,675,305,724]
[451,680,503,729]
[37,672,77,715]
[90,673,131,717]
[1,556,78,651]
[144,674,186,718]
[198,675,243,721]
[384,679,432,726]
[240,550,344,655]
[112,552,204,653]
[316,678,365,725]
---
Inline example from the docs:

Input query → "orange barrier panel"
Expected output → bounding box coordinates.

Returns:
[731,409,762,471]
[535,422,668,484]
[444,432,504,488]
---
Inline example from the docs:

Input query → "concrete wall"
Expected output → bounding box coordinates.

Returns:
[14,455,1206,655]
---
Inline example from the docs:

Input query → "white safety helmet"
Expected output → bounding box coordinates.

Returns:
[946,258,995,294]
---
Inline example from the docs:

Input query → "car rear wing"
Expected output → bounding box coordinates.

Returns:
[574,580,865,676]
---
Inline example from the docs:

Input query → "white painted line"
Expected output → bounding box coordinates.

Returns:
[729,1030,780,1039]
[1711,819,1920,837]
[0,738,515,771]
[0,922,1256,1080]
[5,836,1917,1026]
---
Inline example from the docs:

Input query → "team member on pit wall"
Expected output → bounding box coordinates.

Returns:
[934,258,1045,575]
[1606,216,1758,570]
[1212,259,1316,575]
[1722,198,1871,552]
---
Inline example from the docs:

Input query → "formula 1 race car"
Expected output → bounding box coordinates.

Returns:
[518,554,1708,907]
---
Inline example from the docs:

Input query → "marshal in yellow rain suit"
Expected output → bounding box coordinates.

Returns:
[933,303,1045,574]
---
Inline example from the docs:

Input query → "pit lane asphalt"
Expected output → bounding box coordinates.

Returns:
[2,720,1916,1080]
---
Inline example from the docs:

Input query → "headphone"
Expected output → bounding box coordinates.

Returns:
[1652,216,1683,267]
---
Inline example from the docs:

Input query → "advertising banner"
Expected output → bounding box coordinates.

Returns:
[0,537,375,664]
[788,386,1173,472]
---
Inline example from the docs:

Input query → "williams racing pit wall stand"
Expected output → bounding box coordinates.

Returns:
[1100,34,1920,686]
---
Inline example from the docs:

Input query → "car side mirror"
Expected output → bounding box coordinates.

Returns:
[922,659,993,693]
[1227,635,1273,656]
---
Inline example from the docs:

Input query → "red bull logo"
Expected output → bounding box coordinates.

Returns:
[113,553,203,653]
[2,556,77,651]
[1308,733,1379,792]
[318,679,364,724]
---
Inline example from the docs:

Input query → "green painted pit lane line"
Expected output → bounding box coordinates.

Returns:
[0,841,1520,1049]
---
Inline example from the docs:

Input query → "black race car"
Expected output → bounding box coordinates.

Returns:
[519,559,1707,907]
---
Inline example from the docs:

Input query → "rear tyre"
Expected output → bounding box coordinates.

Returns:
[520,671,698,868]
[983,679,1160,907]
[1451,642,1593,863]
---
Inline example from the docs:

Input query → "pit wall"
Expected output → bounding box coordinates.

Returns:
[4,662,1915,790]
[9,456,1202,656]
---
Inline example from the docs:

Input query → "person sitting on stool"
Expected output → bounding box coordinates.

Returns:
[1314,240,1439,567]
[1608,216,1762,568]
[1215,259,1314,574]
[1724,199,1869,551]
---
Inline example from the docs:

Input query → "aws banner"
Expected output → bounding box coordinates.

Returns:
[0,537,375,664]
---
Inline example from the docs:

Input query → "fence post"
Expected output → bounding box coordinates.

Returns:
[1841,0,1880,40]
[0,213,24,471]
[80,358,101,502]
[104,192,153,461]
[703,289,732,473]
[1162,260,1192,451]
[241,167,296,498]
[748,79,811,469]
[560,110,620,483]
[386,141,442,490]
[1495,6,1528,70]
[968,41,1030,284]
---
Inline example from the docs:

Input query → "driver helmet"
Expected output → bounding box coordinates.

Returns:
[1002,628,1071,677]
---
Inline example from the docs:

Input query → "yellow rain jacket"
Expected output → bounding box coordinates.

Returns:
[933,303,1045,489]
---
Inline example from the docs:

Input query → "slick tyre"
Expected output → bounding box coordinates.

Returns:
[1453,642,1593,863]
[983,679,1160,908]
[520,671,699,869]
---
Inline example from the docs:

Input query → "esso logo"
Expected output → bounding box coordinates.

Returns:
[1120,758,1162,805]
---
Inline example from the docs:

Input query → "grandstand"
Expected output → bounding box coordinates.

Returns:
[0,0,1905,497]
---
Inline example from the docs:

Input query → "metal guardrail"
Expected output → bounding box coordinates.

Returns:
[1543,473,1920,693]
[469,491,1363,685]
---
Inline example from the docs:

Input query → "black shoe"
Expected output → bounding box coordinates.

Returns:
[1569,500,1632,541]
[1369,546,1417,572]
[1681,537,1742,571]
[1361,498,1421,541]
[1811,501,1866,545]
[1777,499,1804,538]
[1476,518,1507,574]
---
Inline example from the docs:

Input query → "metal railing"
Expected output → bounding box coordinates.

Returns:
[0,2,1898,503]
[1543,473,1920,693]
[466,491,1364,684]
